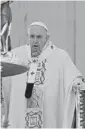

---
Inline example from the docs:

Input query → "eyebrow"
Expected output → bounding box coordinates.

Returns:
[30,34,42,37]
[37,35,42,38]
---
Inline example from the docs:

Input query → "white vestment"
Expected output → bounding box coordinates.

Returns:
[8,41,81,128]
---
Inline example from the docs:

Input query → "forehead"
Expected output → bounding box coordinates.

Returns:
[28,25,47,35]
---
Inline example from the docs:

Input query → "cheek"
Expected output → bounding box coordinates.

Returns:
[39,44,44,52]
[40,40,46,48]
[29,40,33,46]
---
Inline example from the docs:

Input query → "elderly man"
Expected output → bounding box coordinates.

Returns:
[8,22,85,128]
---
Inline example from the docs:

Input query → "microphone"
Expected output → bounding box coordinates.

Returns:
[25,83,34,98]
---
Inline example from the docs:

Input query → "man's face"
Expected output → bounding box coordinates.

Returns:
[28,25,49,57]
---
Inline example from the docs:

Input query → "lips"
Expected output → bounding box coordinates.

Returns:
[31,45,40,57]
[32,45,39,48]
[32,45,39,51]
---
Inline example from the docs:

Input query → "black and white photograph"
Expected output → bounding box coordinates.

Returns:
[0,0,85,128]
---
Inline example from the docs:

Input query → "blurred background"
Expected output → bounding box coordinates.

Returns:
[10,1,85,77]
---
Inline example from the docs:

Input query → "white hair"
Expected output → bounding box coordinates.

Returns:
[27,21,50,36]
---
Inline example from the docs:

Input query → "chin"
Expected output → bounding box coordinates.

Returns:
[31,52,40,57]
[31,53,38,57]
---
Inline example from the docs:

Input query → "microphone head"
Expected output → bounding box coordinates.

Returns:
[25,83,34,98]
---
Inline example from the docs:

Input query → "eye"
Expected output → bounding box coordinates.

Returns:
[30,34,35,38]
[37,35,42,39]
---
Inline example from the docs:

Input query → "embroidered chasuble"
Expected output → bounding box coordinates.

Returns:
[8,41,81,128]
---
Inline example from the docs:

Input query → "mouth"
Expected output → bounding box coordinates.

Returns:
[32,45,39,48]
[31,45,40,57]
[32,45,39,51]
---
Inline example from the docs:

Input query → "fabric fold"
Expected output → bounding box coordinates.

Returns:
[8,41,82,128]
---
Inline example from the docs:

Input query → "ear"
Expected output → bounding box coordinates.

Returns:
[46,33,50,41]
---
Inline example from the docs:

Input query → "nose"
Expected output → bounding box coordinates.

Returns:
[33,36,38,44]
